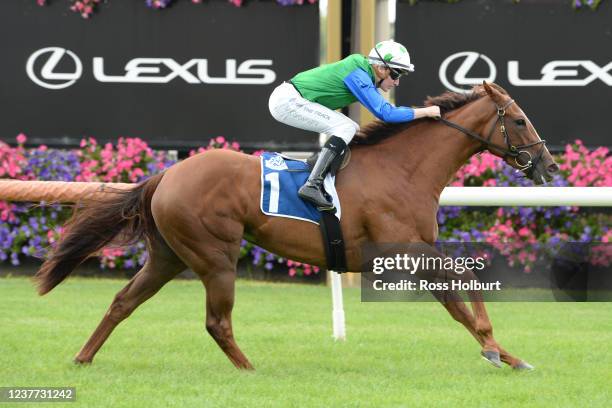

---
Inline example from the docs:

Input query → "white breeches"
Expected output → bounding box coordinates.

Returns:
[268,82,360,145]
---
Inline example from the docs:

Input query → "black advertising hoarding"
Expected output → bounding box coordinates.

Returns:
[396,0,612,150]
[0,1,319,151]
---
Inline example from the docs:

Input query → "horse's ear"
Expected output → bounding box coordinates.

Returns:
[482,81,494,97]
[482,81,503,104]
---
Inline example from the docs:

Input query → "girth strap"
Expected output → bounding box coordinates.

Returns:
[319,211,347,273]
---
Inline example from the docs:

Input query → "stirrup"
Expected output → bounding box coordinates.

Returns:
[299,184,334,209]
[317,204,336,213]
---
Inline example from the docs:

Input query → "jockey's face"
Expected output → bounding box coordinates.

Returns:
[380,69,400,92]
[373,65,400,92]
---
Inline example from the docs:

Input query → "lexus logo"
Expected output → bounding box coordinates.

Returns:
[439,51,612,92]
[439,51,496,93]
[25,47,276,89]
[26,47,83,90]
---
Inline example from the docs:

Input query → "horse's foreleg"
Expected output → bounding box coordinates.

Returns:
[202,272,254,370]
[463,290,533,369]
[463,291,499,355]
[423,251,528,369]
[432,268,503,367]
[441,299,523,368]
[432,290,495,352]
[74,241,184,364]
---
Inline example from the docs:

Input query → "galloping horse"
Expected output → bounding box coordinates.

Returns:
[35,82,558,370]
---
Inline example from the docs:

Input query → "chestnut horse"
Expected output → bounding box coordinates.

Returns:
[35,82,558,370]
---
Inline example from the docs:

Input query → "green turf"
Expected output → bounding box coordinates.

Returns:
[0,277,610,407]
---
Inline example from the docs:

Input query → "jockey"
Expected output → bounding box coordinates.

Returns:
[268,39,441,209]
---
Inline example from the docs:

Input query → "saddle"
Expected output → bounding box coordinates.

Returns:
[260,150,350,273]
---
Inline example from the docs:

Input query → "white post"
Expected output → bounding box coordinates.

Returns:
[330,271,346,341]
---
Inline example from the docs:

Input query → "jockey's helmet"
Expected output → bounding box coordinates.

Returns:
[367,40,415,75]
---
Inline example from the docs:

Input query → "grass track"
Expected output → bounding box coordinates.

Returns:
[1,277,611,407]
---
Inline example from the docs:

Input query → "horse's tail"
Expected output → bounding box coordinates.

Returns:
[34,172,165,295]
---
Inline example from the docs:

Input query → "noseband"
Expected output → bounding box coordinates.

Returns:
[438,99,547,176]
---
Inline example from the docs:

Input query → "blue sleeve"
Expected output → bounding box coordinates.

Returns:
[343,69,415,123]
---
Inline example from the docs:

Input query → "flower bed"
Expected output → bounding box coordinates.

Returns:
[36,0,317,19]
[1,134,610,275]
[0,134,319,277]
[438,140,611,271]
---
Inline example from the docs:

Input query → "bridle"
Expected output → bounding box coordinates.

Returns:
[437,98,547,176]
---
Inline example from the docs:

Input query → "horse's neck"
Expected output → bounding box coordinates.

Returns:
[380,101,489,201]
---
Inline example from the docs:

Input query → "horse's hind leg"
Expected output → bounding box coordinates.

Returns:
[202,271,253,370]
[158,206,253,369]
[74,235,185,364]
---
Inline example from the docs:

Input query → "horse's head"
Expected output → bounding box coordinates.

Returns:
[480,82,559,185]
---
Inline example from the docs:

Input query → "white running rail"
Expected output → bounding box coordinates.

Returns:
[439,187,612,207]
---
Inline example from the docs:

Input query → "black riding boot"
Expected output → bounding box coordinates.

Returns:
[298,136,347,209]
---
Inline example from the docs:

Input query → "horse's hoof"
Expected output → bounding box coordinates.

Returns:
[513,361,534,371]
[481,350,502,368]
[73,357,91,365]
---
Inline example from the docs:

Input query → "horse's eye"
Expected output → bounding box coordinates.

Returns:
[515,119,526,126]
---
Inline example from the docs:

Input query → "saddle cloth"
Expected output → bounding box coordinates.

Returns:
[260,152,341,224]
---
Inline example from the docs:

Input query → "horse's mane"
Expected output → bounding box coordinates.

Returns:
[350,83,508,146]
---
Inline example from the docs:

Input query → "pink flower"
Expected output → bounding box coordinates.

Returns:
[216,136,226,144]
[119,159,134,170]
[16,133,27,144]
[130,168,144,182]
[518,227,531,238]
[483,179,497,186]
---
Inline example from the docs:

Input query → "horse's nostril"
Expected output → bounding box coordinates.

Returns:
[547,163,559,174]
